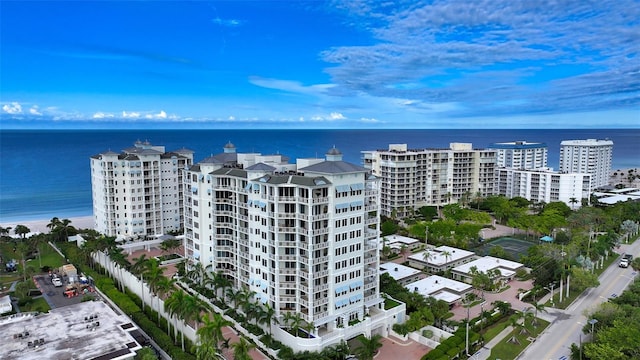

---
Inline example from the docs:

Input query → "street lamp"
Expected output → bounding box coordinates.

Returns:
[544,283,555,306]
[589,318,598,338]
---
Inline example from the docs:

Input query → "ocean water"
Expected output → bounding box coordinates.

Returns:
[1,129,639,222]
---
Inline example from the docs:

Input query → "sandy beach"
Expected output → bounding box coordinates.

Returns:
[0,215,94,236]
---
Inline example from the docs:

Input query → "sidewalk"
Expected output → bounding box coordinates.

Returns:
[472,326,514,360]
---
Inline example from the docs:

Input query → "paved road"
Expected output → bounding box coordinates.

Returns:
[518,240,640,360]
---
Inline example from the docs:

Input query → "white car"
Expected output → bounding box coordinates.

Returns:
[52,277,63,287]
[619,259,629,268]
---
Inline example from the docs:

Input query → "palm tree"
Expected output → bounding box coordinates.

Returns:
[0,226,11,237]
[283,312,304,337]
[231,337,255,360]
[16,241,30,281]
[441,250,452,269]
[14,224,30,239]
[131,254,150,311]
[198,313,232,349]
[569,197,579,210]
[193,341,225,360]
[165,289,187,344]
[58,218,74,241]
[109,248,130,292]
[531,302,546,327]
[46,217,60,233]
[354,334,383,360]
[259,303,278,335]
[154,275,176,324]
[183,293,209,332]
[302,320,315,338]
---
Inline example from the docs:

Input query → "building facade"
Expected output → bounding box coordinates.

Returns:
[184,143,393,349]
[559,139,613,189]
[90,141,193,238]
[488,141,548,169]
[495,168,591,208]
[361,143,496,217]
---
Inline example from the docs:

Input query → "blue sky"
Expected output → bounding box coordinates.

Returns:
[1,0,638,129]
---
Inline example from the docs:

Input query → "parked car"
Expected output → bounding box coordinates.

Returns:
[52,277,63,287]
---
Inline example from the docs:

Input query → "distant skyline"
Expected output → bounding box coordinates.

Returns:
[1,0,638,129]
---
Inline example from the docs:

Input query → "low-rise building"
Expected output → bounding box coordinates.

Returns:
[380,262,423,285]
[408,246,477,273]
[451,256,524,287]
[381,234,421,254]
[1,300,144,360]
[405,275,473,306]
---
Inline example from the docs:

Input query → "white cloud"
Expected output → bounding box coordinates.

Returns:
[212,17,244,27]
[324,0,640,117]
[92,112,115,119]
[328,112,346,120]
[228,115,236,121]
[29,106,42,115]
[2,102,22,114]
[122,111,141,119]
[359,117,381,123]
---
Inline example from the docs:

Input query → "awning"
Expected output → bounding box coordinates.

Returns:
[350,183,365,190]
[335,203,349,210]
[335,185,351,192]
[540,236,554,242]
[350,200,364,207]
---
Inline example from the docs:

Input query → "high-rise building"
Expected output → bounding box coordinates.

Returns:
[488,141,548,169]
[361,143,496,217]
[559,139,613,189]
[90,141,193,238]
[184,143,399,351]
[495,168,591,208]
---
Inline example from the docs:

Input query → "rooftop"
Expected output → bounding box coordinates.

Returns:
[408,246,476,266]
[380,262,421,281]
[452,256,523,275]
[406,275,472,303]
[0,300,142,360]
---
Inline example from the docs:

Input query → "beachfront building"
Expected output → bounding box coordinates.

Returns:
[407,245,477,273]
[488,141,548,169]
[380,262,423,286]
[559,139,613,189]
[361,143,496,218]
[405,275,473,307]
[184,143,401,352]
[495,168,591,208]
[451,256,524,288]
[91,141,194,238]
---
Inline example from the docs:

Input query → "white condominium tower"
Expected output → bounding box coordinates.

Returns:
[185,143,395,350]
[361,143,496,218]
[488,141,548,169]
[495,168,591,208]
[559,139,613,189]
[90,141,194,238]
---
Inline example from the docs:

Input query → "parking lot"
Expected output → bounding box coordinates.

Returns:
[33,274,98,309]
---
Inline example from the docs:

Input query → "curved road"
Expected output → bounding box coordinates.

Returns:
[518,239,640,360]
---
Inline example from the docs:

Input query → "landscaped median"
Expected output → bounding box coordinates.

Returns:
[488,317,549,359]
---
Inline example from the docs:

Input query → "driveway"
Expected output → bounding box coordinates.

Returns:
[450,278,535,321]
[375,335,431,360]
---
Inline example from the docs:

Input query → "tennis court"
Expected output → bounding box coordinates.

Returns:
[476,237,536,259]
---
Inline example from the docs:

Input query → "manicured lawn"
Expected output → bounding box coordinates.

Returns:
[482,320,510,342]
[384,297,402,310]
[488,318,550,360]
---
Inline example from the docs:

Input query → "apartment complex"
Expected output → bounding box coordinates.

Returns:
[560,139,613,189]
[488,141,548,169]
[90,141,193,238]
[184,143,398,350]
[495,168,591,207]
[361,143,496,217]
